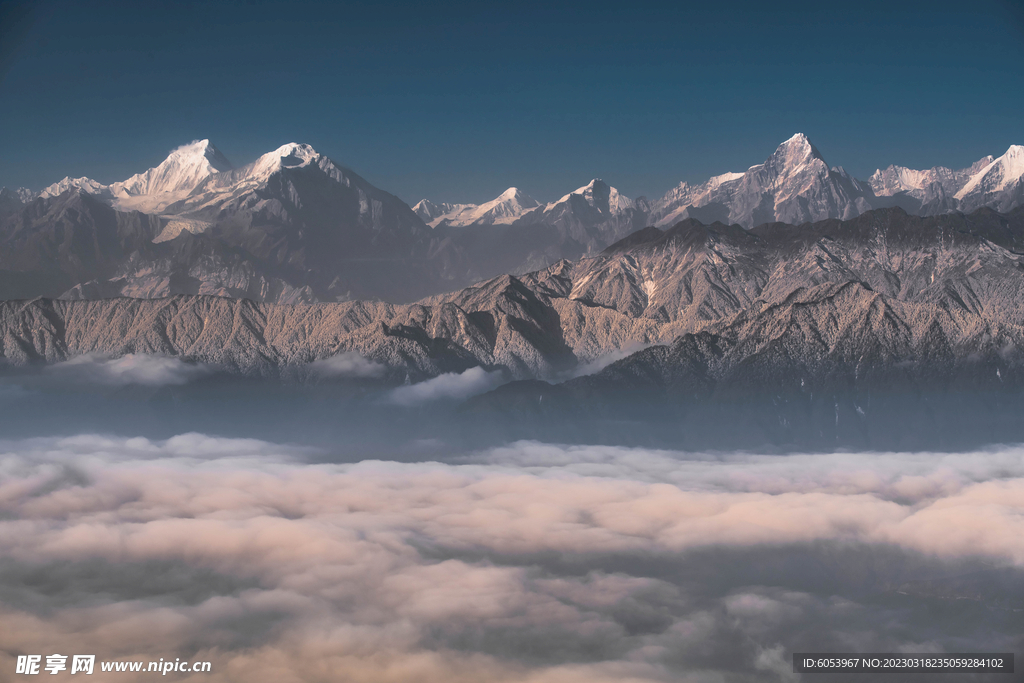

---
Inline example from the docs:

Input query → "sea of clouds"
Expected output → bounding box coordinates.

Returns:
[0,436,1021,682]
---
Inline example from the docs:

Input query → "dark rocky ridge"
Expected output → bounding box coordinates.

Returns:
[1,205,1023,383]
[464,205,1024,448]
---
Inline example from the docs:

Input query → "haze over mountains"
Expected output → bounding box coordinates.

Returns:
[2,134,1022,307]
[4,204,1024,447]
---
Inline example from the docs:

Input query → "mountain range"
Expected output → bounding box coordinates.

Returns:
[3,205,1023,377]
[413,187,541,227]
[418,133,1024,230]
[1,135,1022,306]
[4,200,1024,447]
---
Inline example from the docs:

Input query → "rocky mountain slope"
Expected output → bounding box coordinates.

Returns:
[463,205,1024,448]
[3,207,1024,398]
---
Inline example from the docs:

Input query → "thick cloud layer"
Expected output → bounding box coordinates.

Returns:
[0,437,1021,682]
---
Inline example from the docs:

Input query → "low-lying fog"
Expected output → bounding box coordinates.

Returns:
[0,359,1021,682]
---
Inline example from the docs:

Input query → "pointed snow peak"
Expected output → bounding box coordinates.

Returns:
[493,186,540,209]
[414,198,468,225]
[775,132,824,162]
[995,143,1024,178]
[553,178,638,215]
[246,143,326,182]
[270,142,320,160]
[999,144,1024,182]
[112,140,234,198]
[167,139,233,173]
[782,132,823,155]
[265,142,322,168]
[558,179,604,203]
[762,133,827,181]
[425,186,541,227]
[955,143,1024,199]
[498,186,528,200]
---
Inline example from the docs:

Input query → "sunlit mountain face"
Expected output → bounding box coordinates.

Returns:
[3,135,1023,305]
[2,0,1024,680]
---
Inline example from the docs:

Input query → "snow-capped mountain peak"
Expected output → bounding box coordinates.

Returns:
[867,155,996,211]
[112,139,232,198]
[570,178,604,195]
[956,145,1024,200]
[781,132,816,149]
[418,186,541,228]
[168,138,231,170]
[38,176,110,199]
[515,178,648,252]
[649,133,867,228]
[413,199,468,224]
[763,132,827,180]
[497,186,526,201]
[950,143,1024,198]
[483,186,541,216]
[553,179,635,214]
[159,141,371,221]
[244,142,324,183]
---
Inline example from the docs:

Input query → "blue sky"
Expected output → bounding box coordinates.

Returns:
[1,0,1022,205]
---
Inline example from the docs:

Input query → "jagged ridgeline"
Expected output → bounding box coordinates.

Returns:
[2,135,1022,305]
[3,206,1024,449]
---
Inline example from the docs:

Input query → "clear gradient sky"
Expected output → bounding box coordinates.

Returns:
[0,0,1022,205]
